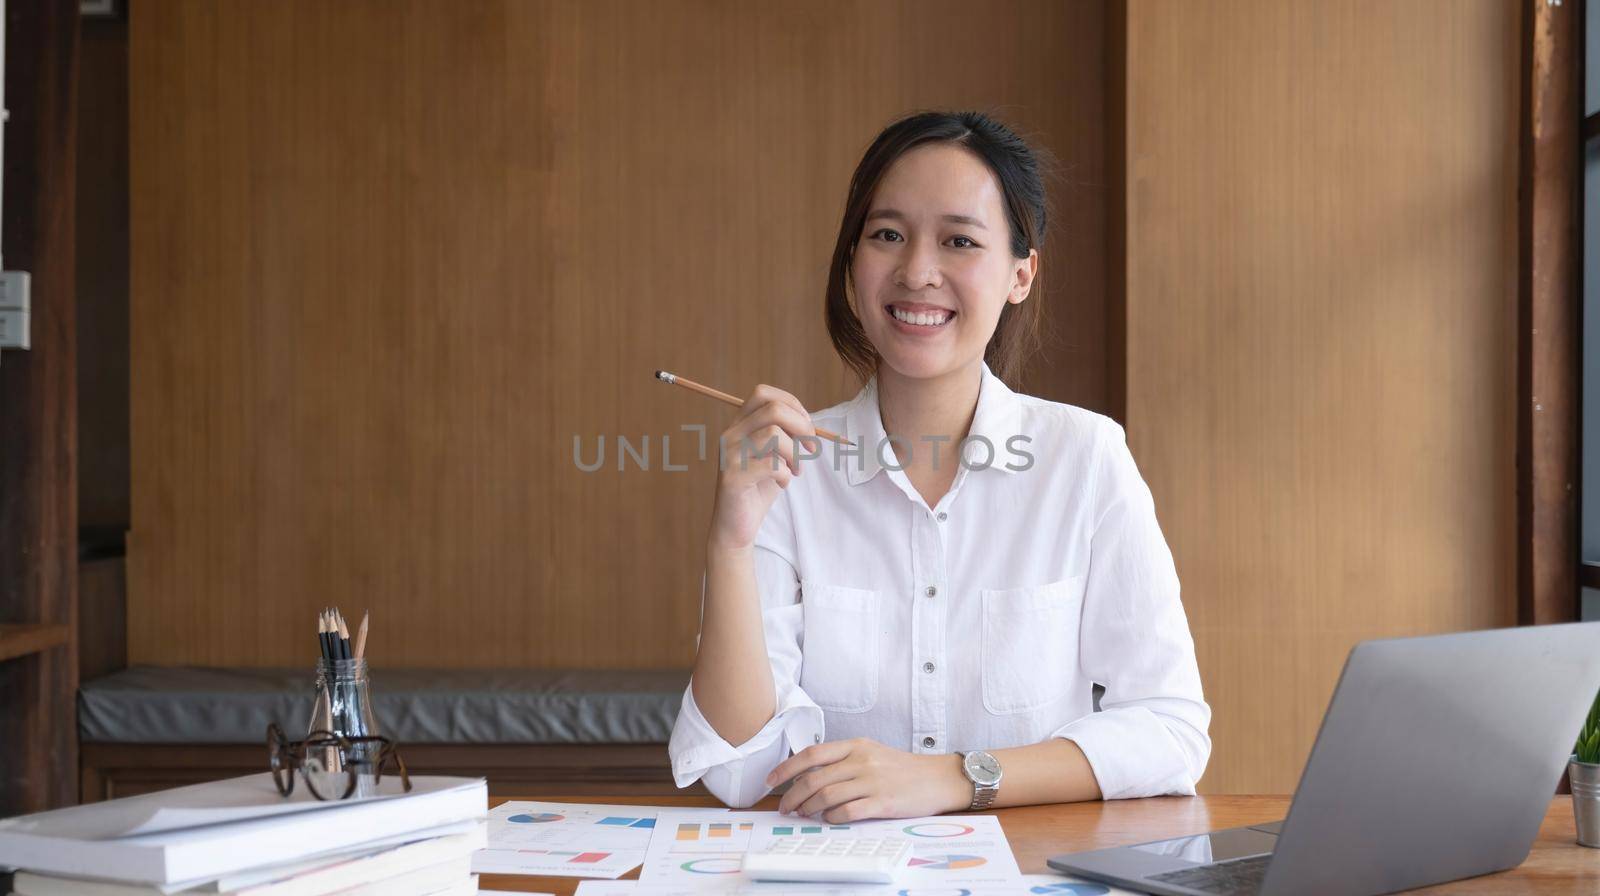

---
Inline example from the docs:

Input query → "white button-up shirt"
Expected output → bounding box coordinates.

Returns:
[668,361,1211,808]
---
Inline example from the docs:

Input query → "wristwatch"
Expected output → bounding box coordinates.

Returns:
[958,750,1003,810]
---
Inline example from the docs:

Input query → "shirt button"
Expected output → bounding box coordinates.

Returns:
[813,734,822,744]
[922,736,936,749]
[923,661,936,673]
[937,511,948,522]
[925,586,937,598]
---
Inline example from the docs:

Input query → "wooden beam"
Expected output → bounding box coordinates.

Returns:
[78,742,703,803]
[0,0,81,813]
[0,625,70,664]
[1517,0,1581,625]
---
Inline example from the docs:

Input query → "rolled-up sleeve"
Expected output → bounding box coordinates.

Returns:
[1053,420,1212,799]
[668,496,825,808]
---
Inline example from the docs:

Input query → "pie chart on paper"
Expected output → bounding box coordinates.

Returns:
[902,822,976,838]
[507,812,565,824]
[908,854,987,870]
[680,858,743,874]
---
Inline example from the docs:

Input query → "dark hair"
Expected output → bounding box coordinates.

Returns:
[824,110,1050,385]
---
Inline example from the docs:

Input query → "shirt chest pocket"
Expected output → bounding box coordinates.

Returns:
[981,575,1086,714]
[799,581,880,713]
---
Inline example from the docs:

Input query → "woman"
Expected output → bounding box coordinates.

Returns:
[668,111,1210,820]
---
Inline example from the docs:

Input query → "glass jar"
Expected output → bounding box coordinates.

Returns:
[308,657,381,798]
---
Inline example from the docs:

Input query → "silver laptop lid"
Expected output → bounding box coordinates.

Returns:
[1261,621,1600,895]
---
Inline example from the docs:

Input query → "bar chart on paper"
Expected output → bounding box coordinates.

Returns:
[672,821,756,845]
[640,811,1024,892]
[474,802,728,879]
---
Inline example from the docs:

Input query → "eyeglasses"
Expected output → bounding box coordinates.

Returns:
[266,721,412,800]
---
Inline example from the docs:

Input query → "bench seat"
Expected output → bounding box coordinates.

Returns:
[79,666,688,744]
[77,666,694,801]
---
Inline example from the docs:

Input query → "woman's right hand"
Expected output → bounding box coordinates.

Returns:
[707,384,818,553]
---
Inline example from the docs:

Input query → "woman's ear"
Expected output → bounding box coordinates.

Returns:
[1008,250,1039,305]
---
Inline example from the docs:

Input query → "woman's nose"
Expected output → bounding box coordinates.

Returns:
[894,238,942,290]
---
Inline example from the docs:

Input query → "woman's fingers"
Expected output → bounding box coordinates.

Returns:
[821,797,880,825]
[730,423,798,475]
[743,384,811,425]
[794,779,872,819]
[723,401,816,475]
[768,740,854,790]
[775,752,859,815]
[738,398,816,442]
[738,388,816,445]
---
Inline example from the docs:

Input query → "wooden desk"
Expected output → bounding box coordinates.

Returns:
[480,794,1600,895]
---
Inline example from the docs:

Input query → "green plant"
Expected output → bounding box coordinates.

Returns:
[1578,687,1600,765]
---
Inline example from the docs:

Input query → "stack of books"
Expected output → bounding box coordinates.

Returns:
[0,774,487,895]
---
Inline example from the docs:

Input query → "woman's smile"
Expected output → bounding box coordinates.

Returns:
[885,301,958,335]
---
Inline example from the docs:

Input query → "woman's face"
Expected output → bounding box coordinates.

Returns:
[850,143,1037,382]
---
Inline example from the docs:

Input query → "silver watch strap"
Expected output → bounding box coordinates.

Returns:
[969,782,998,810]
[960,751,1000,810]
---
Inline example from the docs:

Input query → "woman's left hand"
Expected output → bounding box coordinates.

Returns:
[767,737,971,822]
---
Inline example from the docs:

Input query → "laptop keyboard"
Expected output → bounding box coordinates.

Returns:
[1148,853,1272,895]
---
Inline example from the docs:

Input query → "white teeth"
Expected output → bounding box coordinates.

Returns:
[890,306,952,327]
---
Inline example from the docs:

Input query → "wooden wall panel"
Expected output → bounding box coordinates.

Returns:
[78,18,131,535]
[129,1,1107,668]
[0,0,80,814]
[1122,0,1520,793]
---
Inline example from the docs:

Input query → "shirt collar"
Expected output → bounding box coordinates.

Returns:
[841,361,1024,486]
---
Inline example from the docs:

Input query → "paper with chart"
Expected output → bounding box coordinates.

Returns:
[583,868,1136,896]
[473,802,727,878]
[581,884,1045,896]
[637,809,1023,893]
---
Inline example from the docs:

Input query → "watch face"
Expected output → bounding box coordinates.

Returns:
[964,751,1002,786]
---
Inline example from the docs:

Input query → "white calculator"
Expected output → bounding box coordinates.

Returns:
[742,834,915,883]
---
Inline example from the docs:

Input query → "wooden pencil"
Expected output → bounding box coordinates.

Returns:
[653,370,851,446]
[354,611,370,661]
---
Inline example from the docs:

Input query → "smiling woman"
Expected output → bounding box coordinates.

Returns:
[671,111,1210,821]
[826,114,1048,387]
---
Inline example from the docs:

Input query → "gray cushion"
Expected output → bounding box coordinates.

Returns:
[78,666,689,745]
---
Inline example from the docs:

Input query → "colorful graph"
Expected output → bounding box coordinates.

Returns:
[507,812,565,824]
[898,889,972,896]
[908,854,987,870]
[1029,884,1110,895]
[507,849,612,863]
[903,822,976,838]
[676,822,754,840]
[597,816,656,829]
[772,825,849,835]
[680,857,742,874]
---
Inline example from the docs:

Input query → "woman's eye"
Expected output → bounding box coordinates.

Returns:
[868,229,977,248]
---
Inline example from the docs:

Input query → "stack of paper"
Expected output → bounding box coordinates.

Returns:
[560,808,1135,896]
[0,774,487,895]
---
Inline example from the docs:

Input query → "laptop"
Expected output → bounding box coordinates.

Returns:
[1048,621,1600,896]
